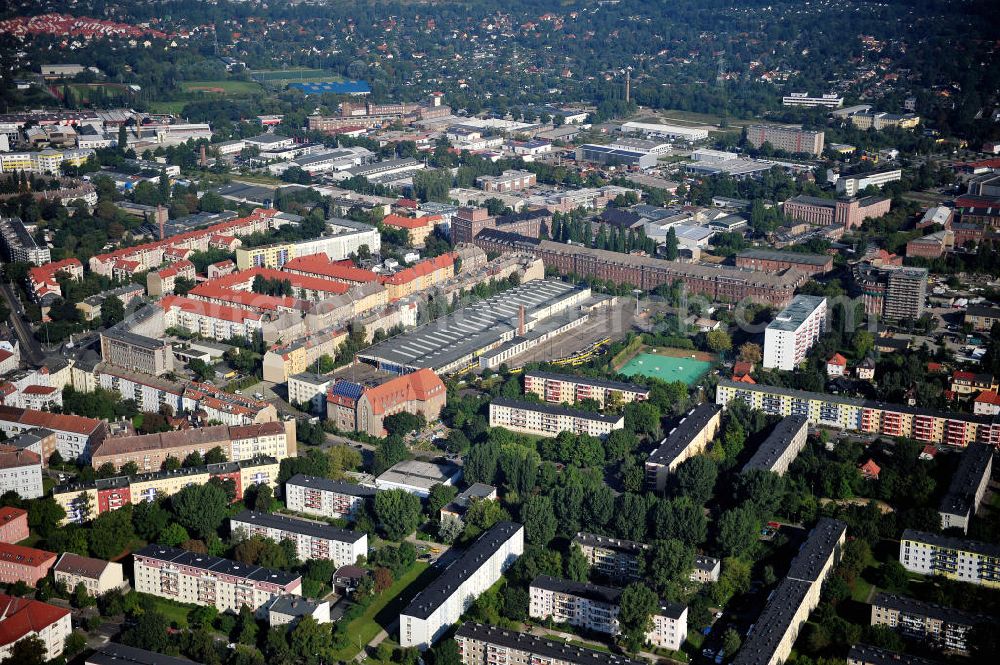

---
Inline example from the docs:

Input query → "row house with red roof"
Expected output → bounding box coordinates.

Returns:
[382,254,455,301]
[26,258,83,304]
[283,255,382,285]
[0,405,107,461]
[951,371,998,396]
[0,594,71,660]
[0,508,28,544]
[0,543,56,585]
[382,213,443,247]
[160,295,264,340]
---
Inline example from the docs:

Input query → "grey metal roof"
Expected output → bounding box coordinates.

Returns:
[230,509,366,544]
[742,415,809,474]
[647,403,721,466]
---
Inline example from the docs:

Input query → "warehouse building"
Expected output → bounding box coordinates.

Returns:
[619,121,709,142]
[575,144,658,170]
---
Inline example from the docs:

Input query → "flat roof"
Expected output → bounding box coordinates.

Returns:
[455,623,644,665]
[531,575,622,605]
[902,529,1000,558]
[786,518,847,582]
[767,295,826,332]
[492,397,624,424]
[871,592,990,626]
[86,643,197,665]
[402,522,523,620]
[733,578,812,665]
[285,473,376,497]
[376,459,462,491]
[939,442,993,517]
[230,510,365,544]
[737,248,832,267]
[742,415,809,473]
[647,403,721,466]
[358,280,584,372]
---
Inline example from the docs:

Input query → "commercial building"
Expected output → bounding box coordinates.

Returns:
[572,532,648,582]
[717,379,997,447]
[489,398,624,439]
[524,371,650,407]
[375,460,462,498]
[0,405,106,462]
[576,144,658,170]
[235,218,380,270]
[230,510,367,567]
[0,595,71,661]
[53,553,126,596]
[0,216,50,265]
[938,443,993,533]
[742,415,810,476]
[735,249,833,277]
[133,544,302,614]
[53,457,280,524]
[782,93,845,108]
[0,508,28,544]
[85,643,199,665]
[472,232,805,306]
[326,369,447,437]
[476,169,537,193]
[529,575,688,650]
[849,112,920,132]
[735,518,847,665]
[358,280,592,375]
[853,264,928,322]
[399,522,524,649]
[763,295,828,371]
[746,125,825,156]
[900,530,1000,588]
[870,592,988,654]
[100,305,175,377]
[782,195,891,229]
[0,447,42,499]
[285,474,376,519]
[645,404,723,491]
[846,644,941,665]
[835,169,903,197]
[619,121,709,142]
[89,422,291,472]
[0,542,56,585]
[455,622,644,665]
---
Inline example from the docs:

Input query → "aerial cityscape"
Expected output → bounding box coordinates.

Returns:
[0,1,998,664]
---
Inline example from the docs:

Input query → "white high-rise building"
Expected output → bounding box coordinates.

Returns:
[763,295,828,371]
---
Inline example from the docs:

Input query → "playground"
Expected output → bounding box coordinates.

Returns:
[618,347,714,386]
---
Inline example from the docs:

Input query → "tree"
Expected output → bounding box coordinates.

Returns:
[624,401,661,439]
[663,227,679,260]
[64,630,88,657]
[618,583,658,652]
[521,495,557,546]
[721,627,742,657]
[717,506,759,558]
[464,498,508,532]
[738,342,762,364]
[0,635,46,665]
[427,639,462,665]
[122,610,170,652]
[674,456,717,505]
[160,523,190,547]
[118,124,128,151]
[706,330,733,353]
[374,489,422,540]
[27,497,65,538]
[72,582,94,608]
[247,483,275,512]
[565,545,590,582]
[235,605,258,645]
[289,616,335,665]
[171,482,229,540]
[438,516,463,543]
[646,539,694,597]
[100,296,125,328]
[427,484,458,517]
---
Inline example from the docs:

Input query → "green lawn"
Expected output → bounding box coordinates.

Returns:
[148,101,188,114]
[180,80,263,96]
[141,594,196,628]
[330,561,431,661]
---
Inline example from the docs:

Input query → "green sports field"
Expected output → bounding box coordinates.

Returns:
[620,353,712,386]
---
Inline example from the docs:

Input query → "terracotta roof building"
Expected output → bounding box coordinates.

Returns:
[327,369,446,437]
[0,542,56,585]
[0,405,107,461]
[0,508,28,544]
[0,594,71,660]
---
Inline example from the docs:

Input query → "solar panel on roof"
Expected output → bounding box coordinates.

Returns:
[332,381,364,399]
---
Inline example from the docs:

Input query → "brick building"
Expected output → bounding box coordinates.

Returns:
[0,543,56,585]
[326,369,447,437]
[783,195,890,229]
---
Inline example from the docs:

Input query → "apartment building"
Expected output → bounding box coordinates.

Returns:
[846,645,941,665]
[529,575,688,651]
[476,169,537,193]
[53,553,126,596]
[0,405,107,461]
[0,148,94,175]
[0,508,28,544]
[288,372,332,415]
[742,415,810,476]
[691,555,721,583]
[572,532,648,582]
[716,379,997,447]
[133,544,302,614]
[835,169,903,197]
[473,231,805,307]
[0,447,42,499]
[282,254,381,286]
[645,404,723,491]
[0,216,50,265]
[86,644,201,665]
[27,257,82,302]
[235,221,381,270]
[853,263,928,322]
[849,112,920,132]
[763,295,828,371]
[870,592,988,654]
[781,93,845,108]
[964,305,1000,332]
[284,474,376,519]
[938,443,993,533]
[399,522,524,649]
[455,622,645,665]
[899,530,1000,588]
[76,284,145,322]
[263,326,349,383]
[0,542,56,585]
[229,510,367,567]
[489,398,624,439]
[735,249,833,277]
[159,295,265,340]
[53,457,280,524]
[90,422,290,471]
[782,195,890,230]
[100,311,175,377]
[0,595,71,661]
[746,125,825,156]
[382,213,439,246]
[524,371,650,408]
[326,369,447,437]
[146,260,196,297]
[735,518,847,665]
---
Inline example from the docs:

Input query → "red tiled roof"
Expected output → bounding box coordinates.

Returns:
[827,353,847,366]
[975,391,1000,405]
[0,543,56,569]
[363,368,444,415]
[0,507,27,526]
[283,255,380,283]
[160,295,263,324]
[383,213,433,230]
[20,385,56,396]
[0,594,69,648]
[0,405,102,435]
[156,260,195,279]
[381,254,454,286]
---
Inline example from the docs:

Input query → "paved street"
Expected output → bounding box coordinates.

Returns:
[0,282,45,365]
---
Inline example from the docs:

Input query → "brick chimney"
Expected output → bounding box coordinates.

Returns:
[155,205,168,239]
[517,305,526,336]
[200,144,207,167]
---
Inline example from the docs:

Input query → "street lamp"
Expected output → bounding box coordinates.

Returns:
[632,289,642,316]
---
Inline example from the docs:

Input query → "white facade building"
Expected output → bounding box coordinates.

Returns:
[763,295,828,371]
[0,449,43,500]
[229,510,367,568]
[400,522,524,649]
[489,398,624,439]
[284,474,376,519]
